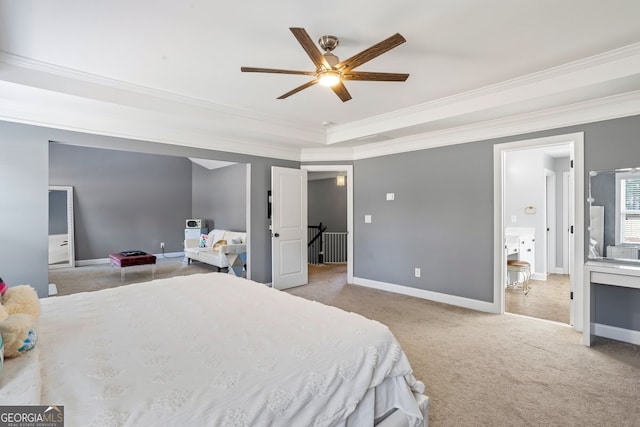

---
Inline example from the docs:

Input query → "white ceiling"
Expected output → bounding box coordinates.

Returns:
[1,1,640,160]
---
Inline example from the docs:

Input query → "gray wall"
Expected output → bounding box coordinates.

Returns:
[352,114,640,331]
[354,140,494,301]
[580,115,640,330]
[308,178,347,232]
[192,163,247,232]
[0,122,49,297]
[50,143,193,258]
[49,189,68,235]
[0,120,297,291]
[5,113,640,330]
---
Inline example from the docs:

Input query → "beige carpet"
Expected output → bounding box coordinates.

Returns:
[50,256,219,296]
[50,260,640,426]
[506,274,570,324]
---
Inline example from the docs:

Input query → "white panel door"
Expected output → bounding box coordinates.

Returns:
[271,166,308,290]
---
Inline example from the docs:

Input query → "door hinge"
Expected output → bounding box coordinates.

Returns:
[570,225,574,234]
[570,159,574,168]
[570,291,574,300]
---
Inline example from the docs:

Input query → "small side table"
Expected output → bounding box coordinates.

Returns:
[223,246,246,277]
[109,252,157,281]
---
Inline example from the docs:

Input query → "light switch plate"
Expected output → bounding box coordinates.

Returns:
[386,192,395,201]
[365,215,372,223]
[511,215,517,223]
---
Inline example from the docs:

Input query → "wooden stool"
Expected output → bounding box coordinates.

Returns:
[507,260,531,295]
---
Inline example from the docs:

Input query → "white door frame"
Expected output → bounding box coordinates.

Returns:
[562,171,570,274]
[493,132,584,330]
[245,164,252,280]
[545,169,556,274]
[301,164,354,284]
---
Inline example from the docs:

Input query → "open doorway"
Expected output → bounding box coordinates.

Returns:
[302,165,353,286]
[503,145,572,323]
[494,133,584,330]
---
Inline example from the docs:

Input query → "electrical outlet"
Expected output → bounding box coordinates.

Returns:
[160,242,165,249]
[415,268,421,278]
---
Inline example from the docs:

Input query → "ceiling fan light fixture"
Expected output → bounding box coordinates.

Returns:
[317,70,341,87]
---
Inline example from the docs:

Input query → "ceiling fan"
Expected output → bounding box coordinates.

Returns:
[241,27,409,102]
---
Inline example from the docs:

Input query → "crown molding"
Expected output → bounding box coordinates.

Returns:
[326,42,640,144]
[300,146,355,162]
[0,51,325,147]
[348,90,640,160]
[2,45,640,164]
[0,80,303,161]
[0,51,308,129]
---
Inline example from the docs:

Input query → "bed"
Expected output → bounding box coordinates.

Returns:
[1,273,428,426]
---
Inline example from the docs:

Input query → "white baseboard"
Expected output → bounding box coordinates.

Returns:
[352,277,496,313]
[532,272,547,280]
[76,258,111,266]
[594,323,640,346]
[48,283,58,296]
[75,252,185,267]
[154,251,186,259]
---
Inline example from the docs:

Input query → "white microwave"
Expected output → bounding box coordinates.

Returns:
[186,219,204,229]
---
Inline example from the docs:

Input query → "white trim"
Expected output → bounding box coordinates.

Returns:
[300,147,356,162]
[0,80,307,161]
[594,323,640,346]
[531,272,548,281]
[563,172,571,274]
[494,132,584,329]
[352,277,496,313]
[0,51,324,143]
[245,164,252,281]
[326,42,640,144]
[48,283,58,296]
[301,164,354,284]
[75,258,112,266]
[545,169,556,275]
[345,91,640,161]
[1,46,640,163]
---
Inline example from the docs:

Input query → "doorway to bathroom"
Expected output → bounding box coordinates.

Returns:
[494,132,584,329]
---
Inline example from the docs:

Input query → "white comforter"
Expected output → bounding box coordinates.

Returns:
[3,273,424,426]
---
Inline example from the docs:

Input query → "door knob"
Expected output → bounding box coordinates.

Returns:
[274,233,280,237]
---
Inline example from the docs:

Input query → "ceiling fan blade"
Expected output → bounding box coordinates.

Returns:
[331,81,352,102]
[343,71,409,82]
[241,67,316,76]
[289,27,329,70]
[277,80,318,99]
[337,33,406,72]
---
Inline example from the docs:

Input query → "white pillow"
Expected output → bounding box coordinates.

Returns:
[206,230,226,247]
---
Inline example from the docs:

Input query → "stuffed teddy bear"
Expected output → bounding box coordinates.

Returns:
[0,281,39,359]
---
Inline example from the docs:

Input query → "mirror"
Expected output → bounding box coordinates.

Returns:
[588,168,640,263]
[49,186,75,268]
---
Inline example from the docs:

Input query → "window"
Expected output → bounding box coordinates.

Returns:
[616,172,640,244]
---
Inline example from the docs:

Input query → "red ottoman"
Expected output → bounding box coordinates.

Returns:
[109,252,156,281]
